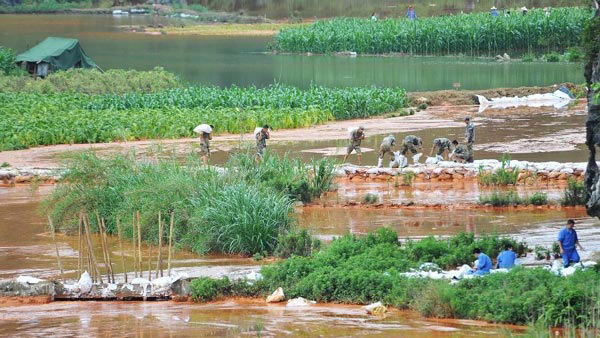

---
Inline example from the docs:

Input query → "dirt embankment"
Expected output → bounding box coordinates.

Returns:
[408,83,583,106]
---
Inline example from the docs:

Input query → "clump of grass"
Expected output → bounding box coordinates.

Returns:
[274,229,321,258]
[478,155,520,186]
[362,193,379,204]
[43,151,334,256]
[561,178,587,206]
[542,52,561,62]
[534,245,551,260]
[479,190,548,206]
[0,162,9,168]
[521,52,536,62]
[564,47,584,62]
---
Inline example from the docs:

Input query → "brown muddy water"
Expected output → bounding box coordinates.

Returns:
[0,300,520,337]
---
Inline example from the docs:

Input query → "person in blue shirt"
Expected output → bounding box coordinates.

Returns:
[496,244,516,269]
[472,248,492,275]
[406,5,417,20]
[490,6,499,17]
[558,219,584,268]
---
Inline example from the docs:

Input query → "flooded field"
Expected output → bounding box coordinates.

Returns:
[0,300,521,337]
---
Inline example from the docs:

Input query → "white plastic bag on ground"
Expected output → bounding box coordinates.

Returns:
[193,124,212,134]
[16,276,45,285]
[413,153,422,163]
[287,297,316,307]
[77,271,93,294]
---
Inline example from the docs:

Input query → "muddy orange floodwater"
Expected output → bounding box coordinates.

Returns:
[0,299,522,337]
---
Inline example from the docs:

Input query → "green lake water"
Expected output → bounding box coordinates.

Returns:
[0,14,584,89]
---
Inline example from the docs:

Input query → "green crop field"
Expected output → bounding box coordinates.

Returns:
[273,7,593,56]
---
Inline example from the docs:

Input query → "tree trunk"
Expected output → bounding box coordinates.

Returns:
[584,2,600,217]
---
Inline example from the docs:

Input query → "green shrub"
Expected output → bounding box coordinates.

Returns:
[479,191,548,206]
[274,229,321,258]
[564,47,584,62]
[0,162,9,168]
[528,192,548,206]
[561,178,587,206]
[534,245,550,260]
[521,52,536,62]
[190,277,221,302]
[0,47,17,76]
[478,155,520,186]
[362,193,379,204]
[543,52,561,62]
[273,8,593,56]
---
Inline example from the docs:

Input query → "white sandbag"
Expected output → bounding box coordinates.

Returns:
[254,127,263,137]
[193,124,212,134]
[390,152,408,168]
[364,301,387,315]
[413,153,422,163]
[377,157,384,168]
[347,127,358,140]
[77,271,93,294]
[16,276,45,285]
[287,297,316,307]
[436,155,443,161]
[425,156,439,165]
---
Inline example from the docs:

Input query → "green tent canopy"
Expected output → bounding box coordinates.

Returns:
[16,37,99,71]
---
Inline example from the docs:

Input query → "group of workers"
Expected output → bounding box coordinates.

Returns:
[197,124,270,165]
[470,219,585,276]
[343,116,475,167]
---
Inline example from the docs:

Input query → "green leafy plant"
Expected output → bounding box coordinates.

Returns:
[542,52,561,62]
[521,52,536,62]
[478,155,520,186]
[274,229,321,258]
[362,193,379,204]
[561,178,587,206]
[0,162,9,168]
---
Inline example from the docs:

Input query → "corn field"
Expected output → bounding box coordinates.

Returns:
[273,7,593,56]
[0,84,406,150]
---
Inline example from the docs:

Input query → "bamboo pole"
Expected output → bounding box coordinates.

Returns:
[167,212,174,277]
[147,242,152,281]
[83,214,102,283]
[78,213,83,277]
[137,211,142,278]
[47,216,64,280]
[155,211,163,278]
[100,217,115,283]
[96,212,112,283]
[132,212,137,278]
[116,218,127,283]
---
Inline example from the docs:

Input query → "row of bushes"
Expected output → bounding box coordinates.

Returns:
[273,8,593,56]
[0,67,181,94]
[189,228,600,328]
[479,191,548,206]
[43,151,336,255]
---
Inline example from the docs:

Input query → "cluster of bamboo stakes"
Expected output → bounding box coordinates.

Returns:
[49,211,176,284]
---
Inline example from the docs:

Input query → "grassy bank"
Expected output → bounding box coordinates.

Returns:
[0,71,406,150]
[189,228,600,328]
[479,191,548,206]
[43,151,335,255]
[273,7,593,56]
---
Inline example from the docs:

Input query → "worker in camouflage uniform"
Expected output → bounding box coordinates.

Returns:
[377,134,396,167]
[255,124,270,161]
[343,126,365,165]
[198,124,214,165]
[450,140,470,163]
[400,135,423,162]
[465,117,475,163]
[429,137,454,160]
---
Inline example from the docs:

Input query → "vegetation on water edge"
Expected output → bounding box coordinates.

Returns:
[0,0,90,13]
[0,67,181,94]
[42,151,335,255]
[273,7,593,56]
[478,155,520,186]
[0,82,406,150]
[479,190,548,206]
[561,178,587,206]
[522,47,585,63]
[190,228,600,328]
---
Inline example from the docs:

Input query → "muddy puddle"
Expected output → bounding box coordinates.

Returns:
[0,299,520,337]
[325,180,567,205]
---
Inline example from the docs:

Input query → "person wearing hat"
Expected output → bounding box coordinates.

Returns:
[406,5,417,20]
[400,135,423,163]
[521,6,528,15]
[377,134,396,167]
[490,6,498,16]
[343,126,365,165]
[558,219,584,268]
[256,124,270,160]
[464,117,475,163]
[430,137,454,160]
[198,124,214,165]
